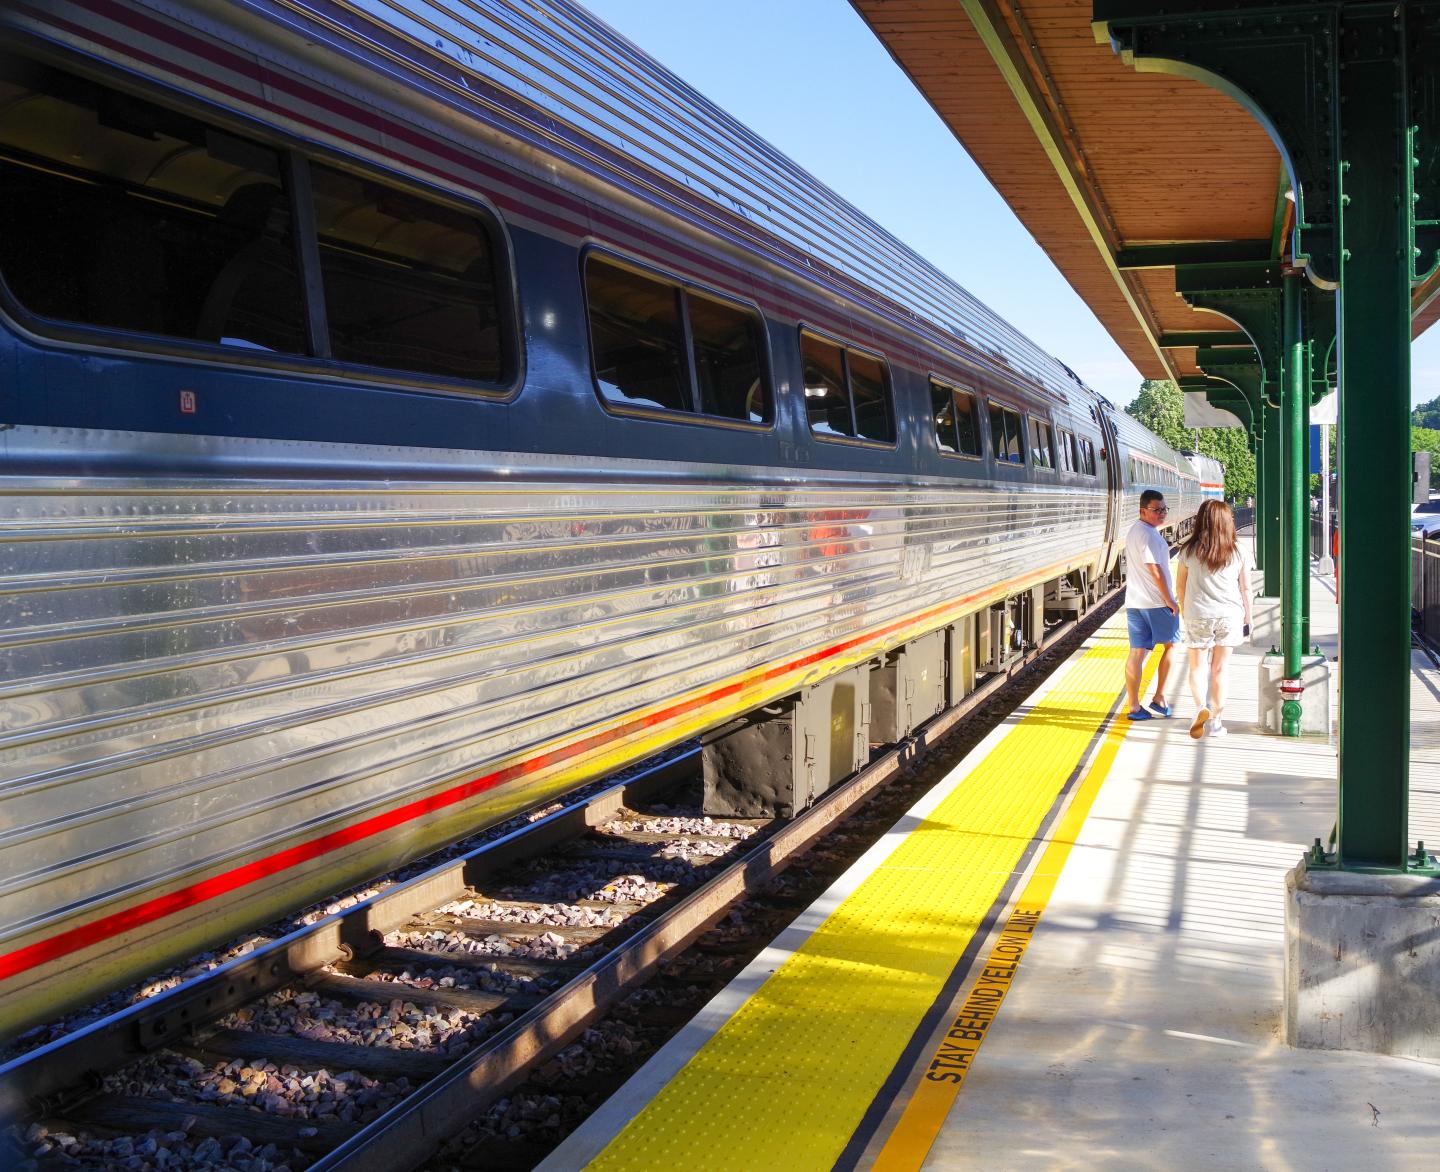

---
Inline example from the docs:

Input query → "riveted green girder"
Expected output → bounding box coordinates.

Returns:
[1176,262,1284,408]
[1117,240,1272,269]
[1094,0,1440,288]
[1161,331,1257,349]
[1179,375,1257,441]
[1095,0,1435,870]
[1180,375,1256,437]
[1282,272,1312,683]
[1305,284,1337,404]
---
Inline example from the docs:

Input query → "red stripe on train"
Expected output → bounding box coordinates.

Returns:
[0,553,1087,981]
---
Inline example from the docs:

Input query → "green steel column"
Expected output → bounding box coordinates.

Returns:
[1280,274,1308,736]
[1334,17,1411,869]
[1251,436,1266,572]
[1301,419,1312,650]
[1093,0,1437,874]
[1260,405,1282,597]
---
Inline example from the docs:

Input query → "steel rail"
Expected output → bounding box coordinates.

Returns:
[0,751,695,1121]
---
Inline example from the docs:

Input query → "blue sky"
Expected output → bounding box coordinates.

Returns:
[582,0,1440,411]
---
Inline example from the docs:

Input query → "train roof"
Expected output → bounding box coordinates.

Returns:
[337,0,1095,400]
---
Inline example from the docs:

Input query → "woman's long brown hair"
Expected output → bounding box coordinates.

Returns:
[1180,499,1238,572]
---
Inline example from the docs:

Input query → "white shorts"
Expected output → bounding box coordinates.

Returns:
[1184,614,1244,649]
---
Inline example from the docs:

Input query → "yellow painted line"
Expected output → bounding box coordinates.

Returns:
[585,614,1141,1172]
[870,650,1151,1171]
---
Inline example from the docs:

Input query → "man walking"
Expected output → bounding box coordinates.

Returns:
[1124,489,1180,720]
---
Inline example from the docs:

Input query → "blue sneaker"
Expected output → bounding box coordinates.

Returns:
[1126,708,1153,721]
[1148,702,1173,718]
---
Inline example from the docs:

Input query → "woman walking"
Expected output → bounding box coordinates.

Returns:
[1176,500,1253,738]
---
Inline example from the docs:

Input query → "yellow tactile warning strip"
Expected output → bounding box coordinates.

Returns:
[870,675,1140,1170]
[585,615,1141,1172]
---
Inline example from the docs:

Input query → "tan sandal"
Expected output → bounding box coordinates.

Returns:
[1189,707,1211,740]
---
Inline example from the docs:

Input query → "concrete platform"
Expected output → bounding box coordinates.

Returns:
[909,572,1440,1168]
[546,567,1440,1170]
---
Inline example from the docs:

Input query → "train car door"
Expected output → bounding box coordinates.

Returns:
[1096,404,1125,578]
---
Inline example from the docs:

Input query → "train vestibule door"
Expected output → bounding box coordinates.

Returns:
[1096,405,1126,586]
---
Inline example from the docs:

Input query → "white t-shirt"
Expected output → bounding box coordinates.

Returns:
[1124,519,1174,610]
[1178,546,1249,621]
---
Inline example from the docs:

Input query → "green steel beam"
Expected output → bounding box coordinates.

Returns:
[1332,6,1416,869]
[1159,331,1252,348]
[1184,363,1259,430]
[1178,376,1256,442]
[1115,240,1272,269]
[1281,273,1308,731]
[1094,0,1440,872]
[1175,262,1284,407]
[1260,405,1281,595]
[1306,285,1337,405]
[1177,375,1255,435]
[1195,346,1258,370]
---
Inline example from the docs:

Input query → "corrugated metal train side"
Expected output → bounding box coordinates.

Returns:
[0,0,1212,1036]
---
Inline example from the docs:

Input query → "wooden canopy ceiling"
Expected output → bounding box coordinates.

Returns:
[851,0,1440,385]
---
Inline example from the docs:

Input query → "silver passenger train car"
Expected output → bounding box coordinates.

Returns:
[0,0,1210,1034]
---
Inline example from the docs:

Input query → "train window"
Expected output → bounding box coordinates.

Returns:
[953,389,981,455]
[1062,430,1079,473]
[585,256,770,423]
[0,58,306,353]
[586,260,691,413]
[931,383,958,454]
[848,351,893,442]
[1031,419,1055,470]
[930,380,981,458]
[0,56,516,388]
[801,332,893,443]
[1079,438,1097,476]
[689,291,768,422]
[801,333,854,437]
[311,164,503,382]
[987,401,1024,464]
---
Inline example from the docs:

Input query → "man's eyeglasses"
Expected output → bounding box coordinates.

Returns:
[1145,504,1169,515]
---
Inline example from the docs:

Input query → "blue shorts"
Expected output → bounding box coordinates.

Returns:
[1127,606,1181,650]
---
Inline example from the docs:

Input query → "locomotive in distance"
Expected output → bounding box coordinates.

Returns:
[0,0,1218,1036]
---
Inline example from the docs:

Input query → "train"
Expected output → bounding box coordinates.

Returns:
[0,0,1214,1037]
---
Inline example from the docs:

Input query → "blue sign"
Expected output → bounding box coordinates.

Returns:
[1309,424,1323,474]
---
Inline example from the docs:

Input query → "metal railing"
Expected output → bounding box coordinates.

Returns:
[1415,532,1440,644]
[1232,506,1255,530]
[1244,513,1440,644]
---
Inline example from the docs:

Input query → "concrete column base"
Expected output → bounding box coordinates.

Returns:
[1286,861,1440,1059]
[1248,594,1281,648]
[1257,653,1331,735]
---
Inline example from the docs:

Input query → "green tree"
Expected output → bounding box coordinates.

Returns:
[1413,396,1440,429]
[1415,426,1440,492]
[1127,378,1190,449]
[1125,379,1256,504]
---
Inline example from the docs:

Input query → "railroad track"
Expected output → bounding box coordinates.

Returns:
[2,592,1121,1172]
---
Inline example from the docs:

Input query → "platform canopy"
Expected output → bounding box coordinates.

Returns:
[851,0,1440,384]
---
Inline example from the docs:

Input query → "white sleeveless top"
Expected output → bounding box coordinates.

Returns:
[1178,546,1248,621]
